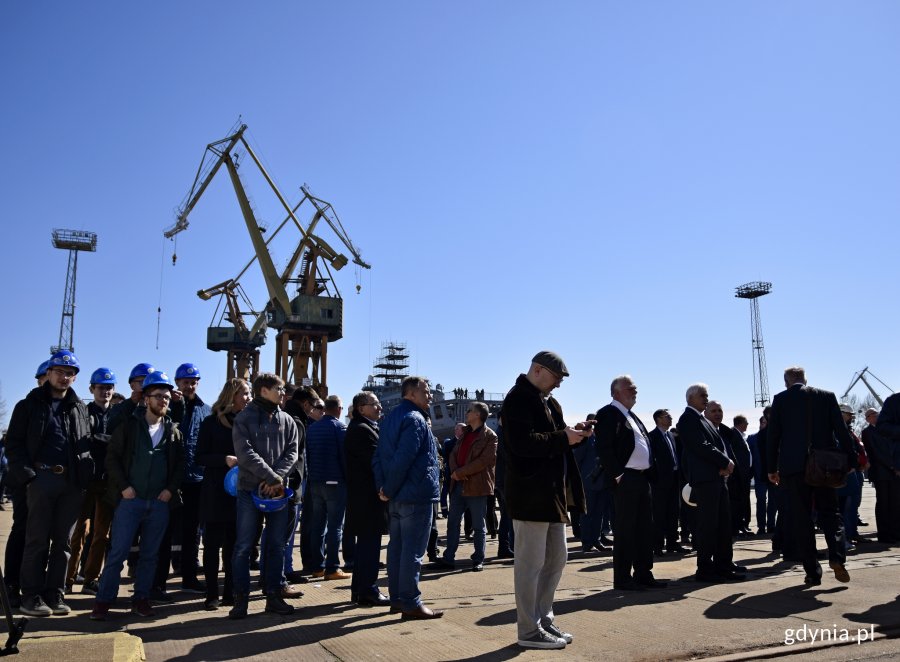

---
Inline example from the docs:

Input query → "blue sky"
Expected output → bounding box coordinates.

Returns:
[1,2,898,429]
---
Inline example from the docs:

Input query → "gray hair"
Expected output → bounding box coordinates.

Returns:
[469,401,489,423]
[610,375,633,397]
[324,394,343,413]
[685,383,709,403]
[401,376,429,397]
[784,366,806,386]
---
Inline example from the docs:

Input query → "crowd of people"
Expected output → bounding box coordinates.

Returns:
[1,348,899,651]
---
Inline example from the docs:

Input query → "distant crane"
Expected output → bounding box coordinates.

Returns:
[841,367,893,408]
[735,281,772,407]
[51,229,97,354]
[165,122,370,392]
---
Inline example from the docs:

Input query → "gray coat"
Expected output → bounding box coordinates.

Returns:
[232,400,299,492]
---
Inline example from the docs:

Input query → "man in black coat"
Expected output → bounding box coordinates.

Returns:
[596,376,664,591]
[501,351,587,650]
[344,392,389,607]
[648,409,686,556]
[766,366,857,585]
[677,384,741,582]
[864,405,900,544]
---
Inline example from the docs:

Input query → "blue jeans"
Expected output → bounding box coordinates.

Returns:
[442,484,487,564]
[839,471,863,540]
[97,497,169,602]
[580,489,605,548]
[308,482,347,573]
[258,501,300,580]
[387,501,433,611]
[232,490,290,594]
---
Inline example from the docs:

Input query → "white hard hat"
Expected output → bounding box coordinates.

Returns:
[682,483,697,507]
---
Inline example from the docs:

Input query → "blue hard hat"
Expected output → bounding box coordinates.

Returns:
[128,363,155,382]
[223,466,239,497]
[90,367,117,385]
[175,363,201,380]
[142,371,174,391]
[35,360,51,379]
[251,486,294,512]
[48,350,80,373]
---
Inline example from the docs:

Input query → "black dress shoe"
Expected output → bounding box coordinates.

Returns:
[389,604,402,614]
[803,573,822,586]
[471,562,484,572]
[600,535,614,546]
[653,549,665,556]
[717,570,746,581]
[357,593,391,607]
[430,558,455,570]
[694,572,720,583]
[613,580,646,591]
[730,565,749,574]
[401,604,444,620]
[496,551,515,560]
[858,519,869,527]
[667,545,689,555]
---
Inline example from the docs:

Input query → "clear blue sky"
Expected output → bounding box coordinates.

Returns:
[1,1,898,429]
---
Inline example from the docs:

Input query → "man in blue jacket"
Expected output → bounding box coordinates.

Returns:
[306,394,349,580]
[372,376,443,620]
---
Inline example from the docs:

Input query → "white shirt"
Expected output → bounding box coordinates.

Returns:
[148,421,164,448]
[611,400,651,470]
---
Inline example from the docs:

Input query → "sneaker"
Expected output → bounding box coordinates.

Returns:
[131,598,156,617]
[543,622,574,644]
[150,587,174,604]
[90,601,111,621]
[324,569,351,581]
[82,579,100,595]
[518,630,566,649]
[44,590,71,615]
[264,593,295,616]
[19,594,52,617]
[181,579,207,594]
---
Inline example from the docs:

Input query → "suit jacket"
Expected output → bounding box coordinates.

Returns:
[766,384,857,477]
[648,428,678,488]
[676,407,731,484]
[727,428,752,478]
[595,403,657,484]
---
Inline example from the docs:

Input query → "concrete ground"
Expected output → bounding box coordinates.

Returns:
[1,484,898,661]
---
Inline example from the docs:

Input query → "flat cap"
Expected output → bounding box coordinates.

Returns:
[531,350,569,377]
[839,403,854,414]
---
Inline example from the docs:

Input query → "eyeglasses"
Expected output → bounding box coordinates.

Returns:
[148,394,171,402]
[51,368,77,379]
[313,404,325,410]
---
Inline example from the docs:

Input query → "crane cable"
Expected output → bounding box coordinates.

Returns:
[155,235,168,350]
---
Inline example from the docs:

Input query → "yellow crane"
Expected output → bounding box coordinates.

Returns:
[165,122,371,392]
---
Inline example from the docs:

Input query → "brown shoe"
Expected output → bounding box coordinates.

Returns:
[311,570,326,579]
[131,598,156,617]
[830,561,850,583]
[401,604,444,620]
[324,569,351,581]
[281,584,304,598]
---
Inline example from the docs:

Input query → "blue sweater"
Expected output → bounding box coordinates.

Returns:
[306,415,347,483]
[372,399,439,504]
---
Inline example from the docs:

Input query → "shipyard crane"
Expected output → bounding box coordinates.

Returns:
[165,122,370,392]
[841,367,893,408]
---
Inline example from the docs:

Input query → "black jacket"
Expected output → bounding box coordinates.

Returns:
[344,413,388,536]
[196,413,237,522]
[648,427,678,488]
[766,384,857,477]
[500,374,585,523]
[676,408,732,485]
[595,403,658,485]
[105,409,185,508]
[5,383,93,488]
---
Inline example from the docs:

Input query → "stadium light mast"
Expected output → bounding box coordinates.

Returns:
[51,229,98,353]
[735,281,772,407]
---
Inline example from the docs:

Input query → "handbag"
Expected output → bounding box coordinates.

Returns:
[803,390,848,488]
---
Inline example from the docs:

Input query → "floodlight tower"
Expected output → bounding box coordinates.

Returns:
[735,281,772,407]
[51,229,98,353]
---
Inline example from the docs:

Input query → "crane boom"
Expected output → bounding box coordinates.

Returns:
[842,366,891,407]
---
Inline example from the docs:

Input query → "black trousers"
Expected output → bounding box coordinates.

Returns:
[651,481,680,550]
[202,520,235,600]
[3,486,29,591]
[873,477,900,542]
[692,479,733,575]
[612,470,654,583]
[782,473,845,576]
[349,533,382,600]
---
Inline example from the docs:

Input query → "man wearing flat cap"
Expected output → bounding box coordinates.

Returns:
[500,351,588,650]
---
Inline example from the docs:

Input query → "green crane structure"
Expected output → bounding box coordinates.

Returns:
[165,122,370,394]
